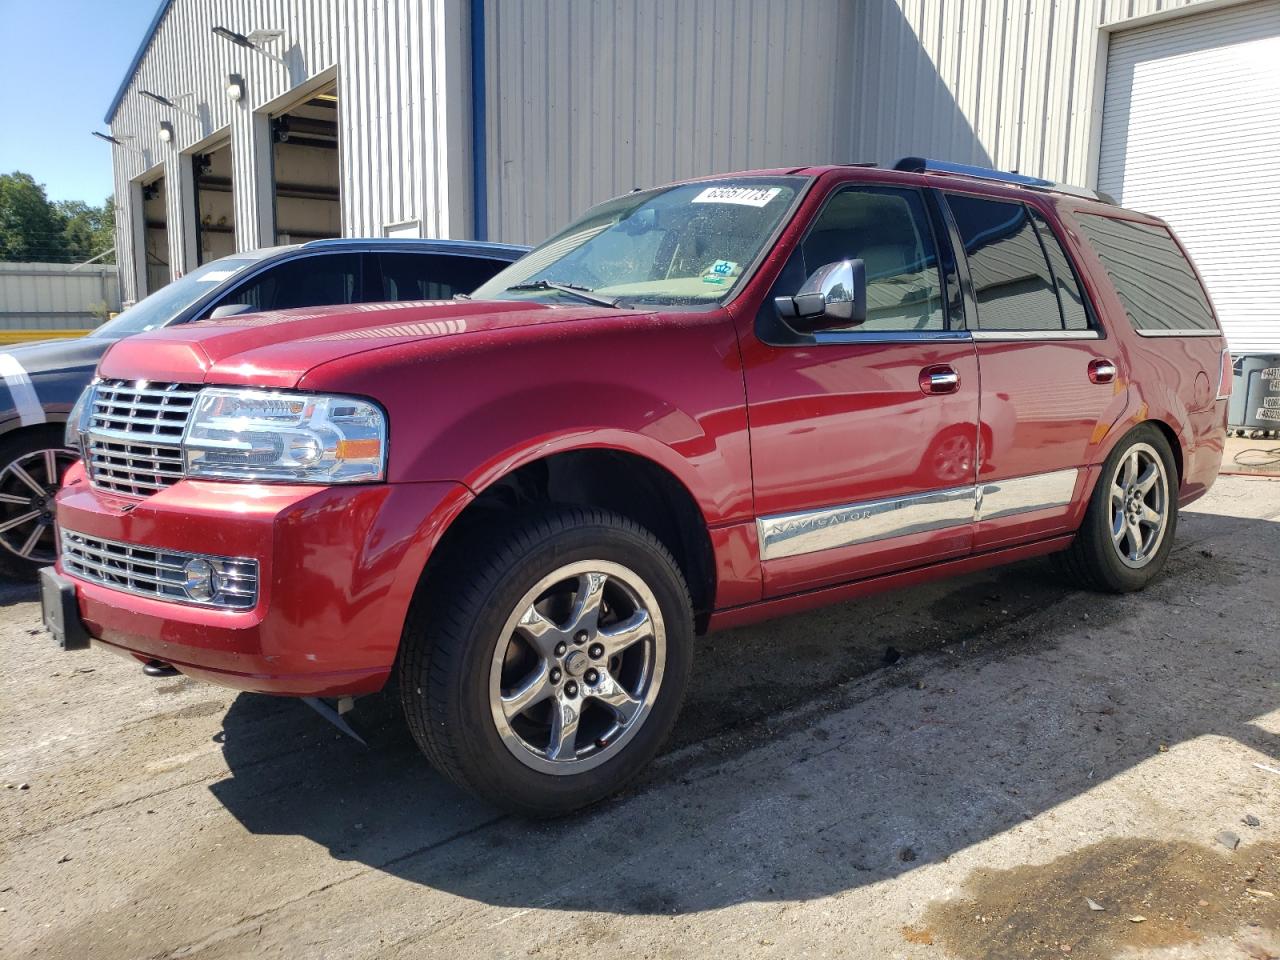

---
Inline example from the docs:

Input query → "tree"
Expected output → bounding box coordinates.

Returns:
[0,173,116,264]
[58,197,116,263]
[0,172,68,262]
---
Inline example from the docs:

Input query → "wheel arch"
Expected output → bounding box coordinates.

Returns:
[1094,415,1185,486]
[427,439,719,629]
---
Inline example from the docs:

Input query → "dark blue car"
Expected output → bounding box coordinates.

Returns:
[0,237,528,577]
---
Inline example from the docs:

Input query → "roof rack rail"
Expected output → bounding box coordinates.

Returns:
[893,157,1115,204]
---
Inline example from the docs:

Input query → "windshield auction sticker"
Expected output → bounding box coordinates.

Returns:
[691,185,782,207]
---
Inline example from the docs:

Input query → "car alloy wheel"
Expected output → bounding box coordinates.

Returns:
[0,448,77,565]
[1109,441,1169,569]
[488,559,666,775]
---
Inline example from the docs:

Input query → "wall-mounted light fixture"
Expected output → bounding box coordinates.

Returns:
[212,25,252,47]
[91,131,144,155]
[139,89,175,108]
[159,121,174,143]
[139,89,200,118]
[226,73,245,102]
[212,25,285,63]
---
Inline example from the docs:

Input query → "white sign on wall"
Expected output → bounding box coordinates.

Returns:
[383,219,422,239]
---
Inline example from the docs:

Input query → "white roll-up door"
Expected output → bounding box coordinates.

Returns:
[1098,1,1280,353]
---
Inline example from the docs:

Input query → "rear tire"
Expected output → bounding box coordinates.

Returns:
[398,506,694,817]
[0,427,77,581]
[1054,424,1178,593]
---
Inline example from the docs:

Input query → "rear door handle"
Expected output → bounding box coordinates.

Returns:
[920,365,960,395]
[1088,358,1117,384]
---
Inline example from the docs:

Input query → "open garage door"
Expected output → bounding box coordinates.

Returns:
[192,140,236,264]
[141,174,169,294]
[1098,1,1280,353]
[271,87,340,244]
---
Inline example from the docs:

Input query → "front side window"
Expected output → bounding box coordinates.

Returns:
[221,253,362,313]
[471,177,807,308]
[947,195,1064,332]
[90,256,262,337]
[800,186,946,332]
[1072,214,1216,332]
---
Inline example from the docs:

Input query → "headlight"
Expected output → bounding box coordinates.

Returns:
[183,388,387,483]
[65,383,95,451]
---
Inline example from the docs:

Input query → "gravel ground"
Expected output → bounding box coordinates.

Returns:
[2,475,1277,960]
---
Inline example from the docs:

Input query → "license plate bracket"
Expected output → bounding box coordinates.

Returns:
[40,566,90,651]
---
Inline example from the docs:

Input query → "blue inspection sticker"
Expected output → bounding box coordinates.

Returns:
[703,260,739,283]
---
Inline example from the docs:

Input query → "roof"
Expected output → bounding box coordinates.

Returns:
[298,238,529,259]
[104,0,174,125]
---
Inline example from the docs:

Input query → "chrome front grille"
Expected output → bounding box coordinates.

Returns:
[86,380,201,496]
[60,529,258,609]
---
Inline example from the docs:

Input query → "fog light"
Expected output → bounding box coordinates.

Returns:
[182,558,215,602]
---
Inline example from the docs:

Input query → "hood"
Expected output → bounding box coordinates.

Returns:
[0,335,113,425]
[0,334,113,376]
[98,299,629,388]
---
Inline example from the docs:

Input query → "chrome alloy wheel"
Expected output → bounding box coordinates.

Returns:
[489,560,666,775]
[1109,442,1170,569]
[0,448,77,564]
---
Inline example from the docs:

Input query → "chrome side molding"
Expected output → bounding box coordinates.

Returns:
[757,467,1081,561]
[976,468,1078,521]
[1134,328,1221,338]
[971,329,1100,341]
[757,485,973,561]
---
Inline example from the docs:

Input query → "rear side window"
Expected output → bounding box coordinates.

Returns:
[1029,211,1091,331]
[376,253,508,301]
[946,195,1065,332]
[1072,214,1216,333]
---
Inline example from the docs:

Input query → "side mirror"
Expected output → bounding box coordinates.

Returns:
[206,303,254,320]
[774,259,866,332]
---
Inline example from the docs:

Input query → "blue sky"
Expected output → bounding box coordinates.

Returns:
[0,0,161,203]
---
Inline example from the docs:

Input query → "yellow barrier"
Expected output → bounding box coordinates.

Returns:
[0,330,92,346]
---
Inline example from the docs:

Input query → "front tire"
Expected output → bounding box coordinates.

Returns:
[1055,424,1178,593]
[398,506,694,817]
[0,427,77,580]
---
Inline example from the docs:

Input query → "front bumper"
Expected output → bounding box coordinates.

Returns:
[53,463,470,696]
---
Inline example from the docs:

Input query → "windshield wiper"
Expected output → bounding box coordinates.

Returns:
[504,279,620,308]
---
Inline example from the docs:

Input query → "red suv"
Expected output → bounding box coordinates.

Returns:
[44,159,1230,815]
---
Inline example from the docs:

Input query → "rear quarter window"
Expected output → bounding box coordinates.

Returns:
[1072,214,1217,333]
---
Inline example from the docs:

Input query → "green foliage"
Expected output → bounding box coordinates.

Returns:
[0,172,116,264]
[58,198,116,263]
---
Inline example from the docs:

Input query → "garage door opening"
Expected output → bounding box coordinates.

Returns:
[141,174,170,294]
[270,86,340,244]
[192,140,236,264]
[1098,1,1280,353]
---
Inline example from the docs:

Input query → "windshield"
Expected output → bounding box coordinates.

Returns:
[89,256,262,337]
[471,176,807,308]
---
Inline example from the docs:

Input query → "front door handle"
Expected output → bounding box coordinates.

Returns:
[1089,358,1117,384]
[920,365,960,395]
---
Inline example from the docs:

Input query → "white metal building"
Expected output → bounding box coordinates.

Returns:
[105,0,1279,351]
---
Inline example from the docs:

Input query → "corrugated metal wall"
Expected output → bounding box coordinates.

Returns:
[483,0,856,245]
[108,0,1253,304]
[109,0,471,303]
[0,263,122,330]
[851,0,1218,184]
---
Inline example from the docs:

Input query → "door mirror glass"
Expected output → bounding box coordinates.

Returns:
[775,259,866,332]
[206,303,254,320]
